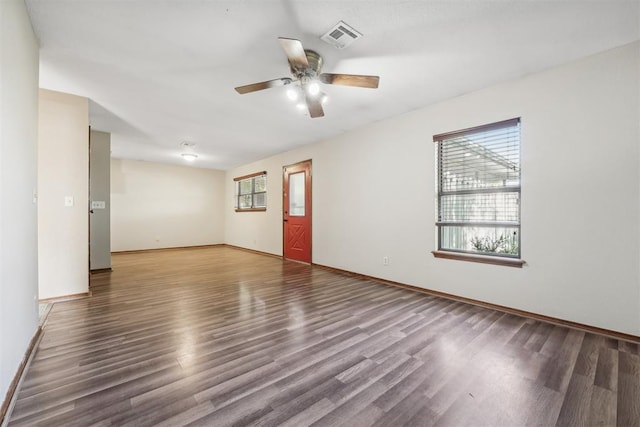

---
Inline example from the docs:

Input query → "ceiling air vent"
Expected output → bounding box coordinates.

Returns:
[320,21,362,49]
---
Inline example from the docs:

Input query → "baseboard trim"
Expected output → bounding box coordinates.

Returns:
[39,304,53,328]
[0,326,42,425]
[111,244,282,259]
[223,244,283,260]
[111,244,224,255]
[313,263,640,344]
[39,291,91,304]
[90,268,112,274]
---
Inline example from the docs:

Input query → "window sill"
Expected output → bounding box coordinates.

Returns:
[235,208,266,213]
[432,251,525,268]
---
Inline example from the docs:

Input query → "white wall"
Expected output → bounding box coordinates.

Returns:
[38,89,89,300]
[224,161,311,253]
[225,42,640,336]
[0,0,39,406]
[111,159,225,251]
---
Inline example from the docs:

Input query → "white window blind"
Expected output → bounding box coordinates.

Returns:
[434,118,521,257]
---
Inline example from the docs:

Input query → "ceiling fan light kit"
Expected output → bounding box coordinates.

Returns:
[234,37,379,118]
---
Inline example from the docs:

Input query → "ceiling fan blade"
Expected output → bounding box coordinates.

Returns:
[319,73,380,89]
[305,93,324,118]
[235,78,292,94]
[278,37,309,71]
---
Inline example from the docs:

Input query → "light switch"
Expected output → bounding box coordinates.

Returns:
[64,196,74,207]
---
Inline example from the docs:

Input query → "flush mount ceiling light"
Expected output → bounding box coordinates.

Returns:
[180,141,198,161]
[181,153,198,161]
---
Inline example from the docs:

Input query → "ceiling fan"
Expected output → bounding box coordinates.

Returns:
[234,37,380,118]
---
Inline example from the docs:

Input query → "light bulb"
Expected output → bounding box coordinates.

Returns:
[308,81,320,96]
[286,88,298,101]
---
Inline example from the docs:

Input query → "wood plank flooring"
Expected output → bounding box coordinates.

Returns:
[7,246,640,426]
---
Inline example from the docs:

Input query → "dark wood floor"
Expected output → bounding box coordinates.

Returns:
[7,246,640,426]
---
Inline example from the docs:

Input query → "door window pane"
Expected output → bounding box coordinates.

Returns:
[289,172,305,216]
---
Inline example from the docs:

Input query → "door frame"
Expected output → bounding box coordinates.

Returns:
[282,159,312,263]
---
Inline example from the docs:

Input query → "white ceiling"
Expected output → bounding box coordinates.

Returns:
[25,0,639,170]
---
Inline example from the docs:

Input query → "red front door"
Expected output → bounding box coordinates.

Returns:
[283,160,312,263]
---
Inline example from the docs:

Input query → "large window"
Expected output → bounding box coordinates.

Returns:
[434,118,522,265]
[234,171,267,212]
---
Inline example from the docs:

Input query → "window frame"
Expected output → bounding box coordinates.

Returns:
[432,118,524,268]
[234,171,267,212]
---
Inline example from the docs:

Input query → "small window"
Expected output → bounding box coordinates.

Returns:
[433,118,522,265]
[234,171,267,212]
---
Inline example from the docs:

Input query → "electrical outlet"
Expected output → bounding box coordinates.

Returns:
[383,256,389,266]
